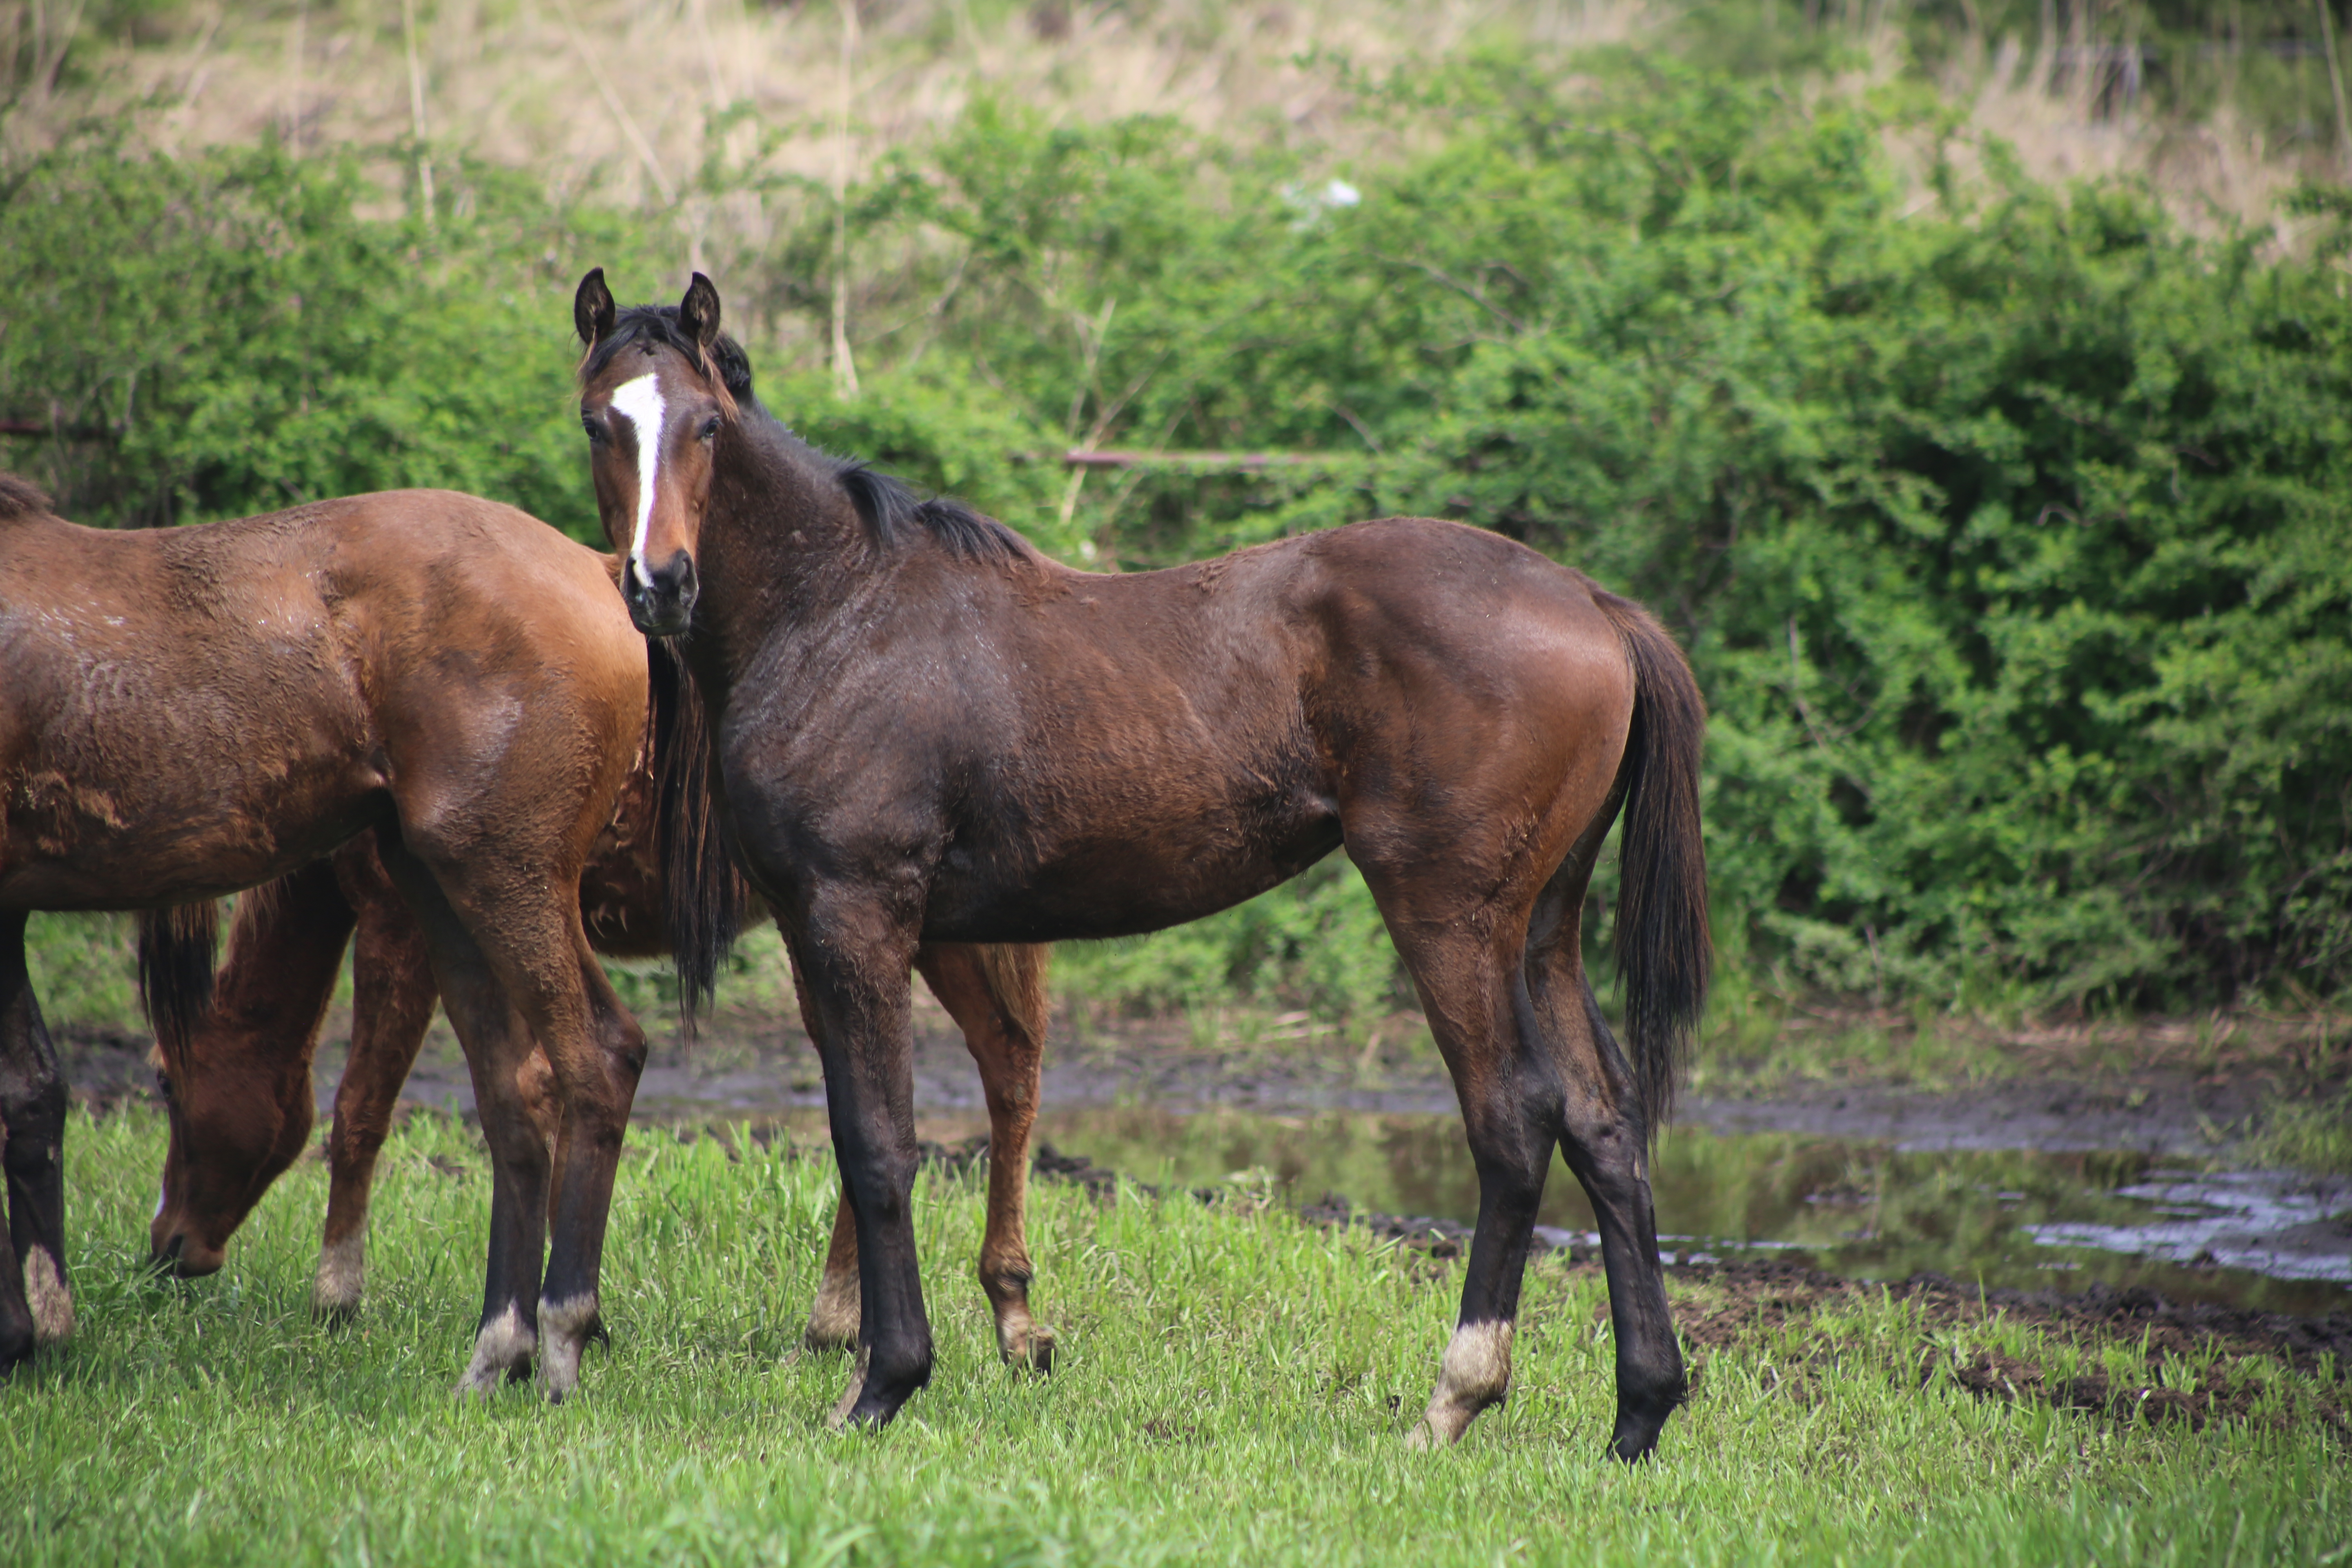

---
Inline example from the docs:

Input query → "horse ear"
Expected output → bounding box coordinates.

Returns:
[679,273,722,355]
[575,268,617,349]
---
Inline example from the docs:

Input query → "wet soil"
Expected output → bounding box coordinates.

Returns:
[58,996,2352,1406]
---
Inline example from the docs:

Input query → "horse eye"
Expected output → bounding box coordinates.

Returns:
[581,415,602,443]
[699,416,721,441]
[154,1069,174,1102]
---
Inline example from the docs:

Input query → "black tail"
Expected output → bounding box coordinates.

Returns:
[649,636,742,1034]
[1594,592,1710,1138]
[138,902,220,1060]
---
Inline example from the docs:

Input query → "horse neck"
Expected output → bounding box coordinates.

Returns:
[689,423,873,706]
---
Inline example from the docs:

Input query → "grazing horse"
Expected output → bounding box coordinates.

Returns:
[149,808,1058,1366]
[0,474,649,1398]
[568,272,1711,1459]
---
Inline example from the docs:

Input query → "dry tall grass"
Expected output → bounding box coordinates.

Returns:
[11,2,2339,220]
[5,0,2343,356]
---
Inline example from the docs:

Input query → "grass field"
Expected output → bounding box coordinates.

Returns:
[4,1107,2344,1566]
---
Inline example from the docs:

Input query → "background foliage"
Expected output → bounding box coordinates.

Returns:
[4,25,2348,1025]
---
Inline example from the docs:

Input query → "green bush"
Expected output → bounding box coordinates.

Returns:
[0,136,650,539]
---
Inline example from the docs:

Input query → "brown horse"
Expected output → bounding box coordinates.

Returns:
[570,272,1711,1459]
[0,474,649,1398]
[151,800,1058,1367]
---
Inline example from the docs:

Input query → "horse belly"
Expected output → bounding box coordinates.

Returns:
[920,802,1343,944]
[0,740,382,911]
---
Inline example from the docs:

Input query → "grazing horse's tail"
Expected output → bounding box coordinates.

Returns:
[1592,591,1710,1139]
[649,636,742,1033]
[138,902,221,1060]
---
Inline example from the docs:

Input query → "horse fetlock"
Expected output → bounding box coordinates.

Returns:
[312,1232,366,1322]
[456,1304,535,1397]
[22,1247,72,1343]
[1408,1320,1514,1449]
[537,1293,603,1402]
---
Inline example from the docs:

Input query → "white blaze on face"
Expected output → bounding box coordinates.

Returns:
[607,372,669,575]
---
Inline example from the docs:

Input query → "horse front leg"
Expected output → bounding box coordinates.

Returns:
[788,902,931,1430]
[0,910,69,1369]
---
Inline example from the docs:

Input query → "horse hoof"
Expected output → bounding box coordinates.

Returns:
[312,1237,365,1324]
[1004,1325,1056,1374]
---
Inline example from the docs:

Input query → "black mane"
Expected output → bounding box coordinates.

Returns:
[0,472,54,519]
[828,458,1036,565]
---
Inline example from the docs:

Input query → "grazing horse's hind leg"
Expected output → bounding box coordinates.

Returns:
[799,943,1054,1371]
[918,942,1054,1370]
[315,839,443,1321]
[0,911,71,1368]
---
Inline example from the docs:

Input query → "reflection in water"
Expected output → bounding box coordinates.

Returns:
[969,1107,2352,1318]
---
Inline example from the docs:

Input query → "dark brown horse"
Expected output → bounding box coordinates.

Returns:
[569,272,1711,1459]
[0,474,649,1397]
[151,798,1058,1366]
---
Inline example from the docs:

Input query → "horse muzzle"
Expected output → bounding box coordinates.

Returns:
[624,550,699,637]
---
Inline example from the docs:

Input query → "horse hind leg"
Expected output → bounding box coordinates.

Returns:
[376,849,558,1394]
[916,942,1053,1371]
[1524,870,1685,1462]
[0,911,72,1365]
[316,837,443,1321]
[1533,912,1684,1467]
[1371,908,1562,1450]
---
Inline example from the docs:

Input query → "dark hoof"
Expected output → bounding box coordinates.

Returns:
[0,1327,34,1376]
[1021,1326,1057,1374]
[1608,1392,1683,1463]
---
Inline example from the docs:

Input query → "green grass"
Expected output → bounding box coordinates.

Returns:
[4,1109,2345,1566]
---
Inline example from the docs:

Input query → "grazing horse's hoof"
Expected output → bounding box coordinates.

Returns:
[311,1234,365,1324]
[1002,1322,1055,1373]
[22,1249,74,1344]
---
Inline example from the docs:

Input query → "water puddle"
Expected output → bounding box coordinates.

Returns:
[847,1106,2352,1318]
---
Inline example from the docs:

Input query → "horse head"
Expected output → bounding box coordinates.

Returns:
[573,268,739,637]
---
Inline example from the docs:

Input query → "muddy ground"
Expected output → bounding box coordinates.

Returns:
[53,995,2352,1435]
[58,989,2330,1158]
